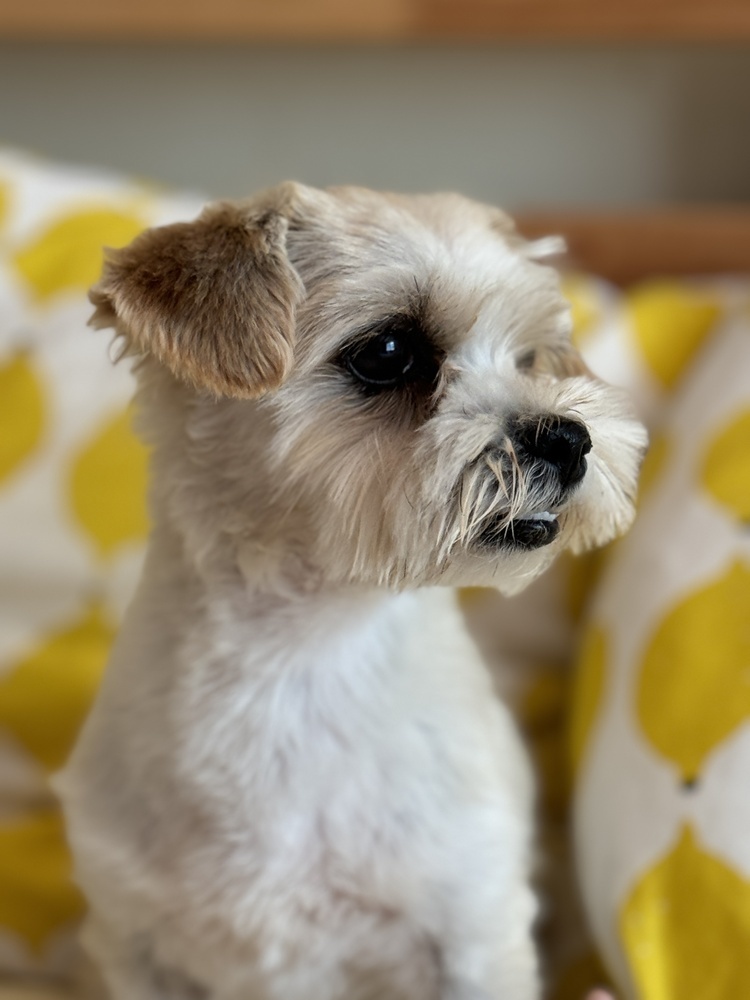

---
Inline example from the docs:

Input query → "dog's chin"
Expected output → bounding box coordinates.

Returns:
[476,510,561,552]
[417,532,561,595]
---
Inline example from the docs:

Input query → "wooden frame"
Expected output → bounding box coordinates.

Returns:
[1,0,750,42]
[517,208,750,284]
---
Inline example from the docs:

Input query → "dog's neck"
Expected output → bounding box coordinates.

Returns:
[187,534,434,748]
[151,512,416,666]
[233,537,414,646]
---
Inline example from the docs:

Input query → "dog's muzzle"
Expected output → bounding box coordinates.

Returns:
[479,416,592,551]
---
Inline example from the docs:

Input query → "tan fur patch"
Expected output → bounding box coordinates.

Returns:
[89,199,304,399]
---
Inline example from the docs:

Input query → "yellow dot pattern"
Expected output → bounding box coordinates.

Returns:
[637,432,670,501]
[0,152,186,975]
[69,407,150,559]
[521,665,571,820]
[569,625,608,777]
[0,809,86,956]
[0,352,46,485]
[0,601,115,772]
[620,825,750,1000]
[628,281,722,389]
[569,301,750,1000]
[701,409,750,522]
[12,206,147,303]
[636,562,750,783]
[564,548,608,624]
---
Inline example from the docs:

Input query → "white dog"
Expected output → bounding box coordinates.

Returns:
[56,184,644,1000]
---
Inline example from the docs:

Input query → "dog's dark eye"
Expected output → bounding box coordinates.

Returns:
[338,316,441,398]
[516,348,536,372]
[344,331,415,387]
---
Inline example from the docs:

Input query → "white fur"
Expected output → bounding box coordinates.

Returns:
[56,185,646,1000]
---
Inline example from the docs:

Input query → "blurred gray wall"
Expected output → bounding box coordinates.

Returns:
[1,43,749,206]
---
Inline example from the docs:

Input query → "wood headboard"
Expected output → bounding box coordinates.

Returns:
[517,208,750,284]
[0,0,749,42]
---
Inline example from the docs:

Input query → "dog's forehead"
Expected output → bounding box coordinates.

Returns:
[321,186,513,265]
[292,186,567,363]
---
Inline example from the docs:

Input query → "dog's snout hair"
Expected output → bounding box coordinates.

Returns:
[437,412,587,565]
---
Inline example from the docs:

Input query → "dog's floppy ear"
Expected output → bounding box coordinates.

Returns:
[89,194,304,398]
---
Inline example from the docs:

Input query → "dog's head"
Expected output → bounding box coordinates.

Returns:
[91,183,646,593]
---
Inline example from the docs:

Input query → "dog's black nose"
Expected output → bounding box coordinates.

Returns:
[516,417,592,491]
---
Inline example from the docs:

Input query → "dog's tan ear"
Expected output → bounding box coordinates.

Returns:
[89,198,304,398]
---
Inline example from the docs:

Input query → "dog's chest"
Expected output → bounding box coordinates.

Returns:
[62,584,531,990]
[166,589,510,906]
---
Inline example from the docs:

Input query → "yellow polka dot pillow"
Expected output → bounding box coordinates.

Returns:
[568,282,750,999]
[0,148,202,978]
